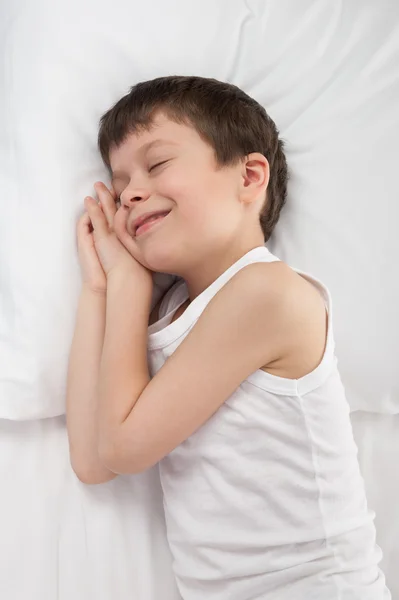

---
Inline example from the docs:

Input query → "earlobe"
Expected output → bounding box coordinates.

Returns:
[241,153,270,204]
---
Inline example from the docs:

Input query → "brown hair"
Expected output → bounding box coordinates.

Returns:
[98,75,288,241]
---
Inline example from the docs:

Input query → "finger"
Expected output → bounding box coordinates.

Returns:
[77,211,93,235]
[84,196,109,236]
[109,185,117,201]
[77,211,91,226]
[94,182,117,228]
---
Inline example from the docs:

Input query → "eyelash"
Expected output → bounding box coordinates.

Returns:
[149,159,168,173]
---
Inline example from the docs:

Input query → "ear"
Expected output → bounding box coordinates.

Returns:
[240,153,270,205]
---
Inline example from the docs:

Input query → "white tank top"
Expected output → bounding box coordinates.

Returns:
[147,246,390,600]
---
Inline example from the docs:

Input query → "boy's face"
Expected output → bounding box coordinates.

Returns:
[111,112,248,274]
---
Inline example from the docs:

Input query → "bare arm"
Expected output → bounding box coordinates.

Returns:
[66,285,117,484]
[97,262,323,475]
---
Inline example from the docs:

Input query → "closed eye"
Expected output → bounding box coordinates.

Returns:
[149,160,169,173]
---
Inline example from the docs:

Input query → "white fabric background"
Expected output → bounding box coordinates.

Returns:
[0,0,398,598]
[0,417,180,600]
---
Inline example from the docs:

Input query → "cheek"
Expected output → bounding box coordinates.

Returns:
[113,210,139,255]
[178,173,234,220]
[160,167,239,236]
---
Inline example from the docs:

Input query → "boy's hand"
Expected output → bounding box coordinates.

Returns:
[84,182,152,289]
[77,207,107,296]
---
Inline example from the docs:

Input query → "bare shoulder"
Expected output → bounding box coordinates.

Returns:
[211,260,320,313]
[209,261,328,379]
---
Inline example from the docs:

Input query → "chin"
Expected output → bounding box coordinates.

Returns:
[134,239,183,275]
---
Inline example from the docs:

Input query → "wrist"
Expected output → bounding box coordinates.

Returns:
[107,266,153,301]
[82,283,106,297]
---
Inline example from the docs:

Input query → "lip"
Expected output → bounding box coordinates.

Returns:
[131,210,171,237]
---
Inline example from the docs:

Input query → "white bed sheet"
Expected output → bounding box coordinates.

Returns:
[0,416,180,600]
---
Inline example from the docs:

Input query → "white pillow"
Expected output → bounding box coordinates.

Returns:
[0,0,398,419]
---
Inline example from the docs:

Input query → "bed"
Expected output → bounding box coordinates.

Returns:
[0,1,398,598]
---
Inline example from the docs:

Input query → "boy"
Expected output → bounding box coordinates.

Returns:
[66,76,390,599]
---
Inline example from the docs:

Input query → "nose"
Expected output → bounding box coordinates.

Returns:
[120,186,151,208]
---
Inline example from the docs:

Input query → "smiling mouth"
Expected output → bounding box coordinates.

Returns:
[135,211,171,237]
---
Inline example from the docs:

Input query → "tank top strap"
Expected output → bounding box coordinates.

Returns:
[148,246,280,349]
[202,245,280,297]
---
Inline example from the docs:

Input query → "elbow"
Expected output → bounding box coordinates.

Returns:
[73,469,99,485]
[98,440,124,475]
[98,438,148,475]
[72,469,103,485]
[70,457,117,485]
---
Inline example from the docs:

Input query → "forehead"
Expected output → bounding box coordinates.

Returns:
[109,113,203,174]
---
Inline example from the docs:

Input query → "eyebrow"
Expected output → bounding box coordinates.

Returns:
[111,139,179,182]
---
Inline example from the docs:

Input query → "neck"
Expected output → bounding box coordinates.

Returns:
[181,239,265,301]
